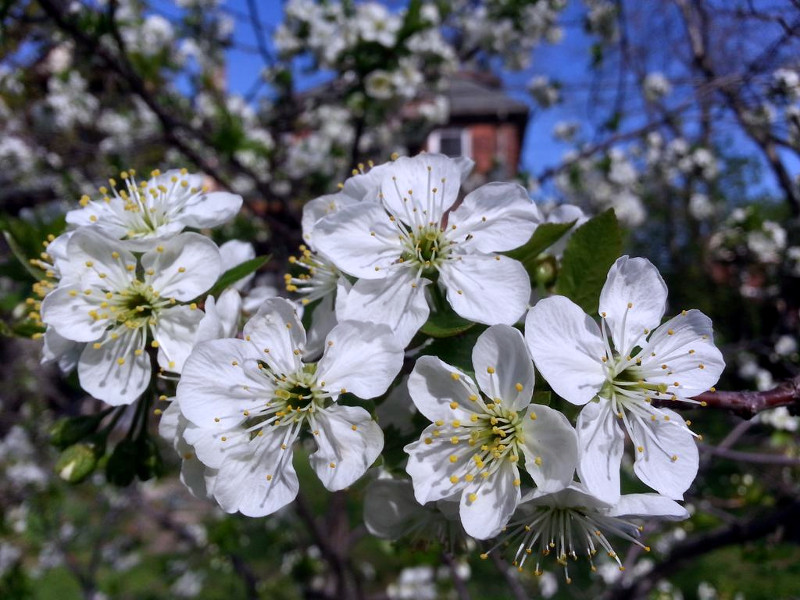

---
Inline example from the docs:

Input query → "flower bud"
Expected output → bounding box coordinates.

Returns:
[55,443,101,483]
[49,415,102,449]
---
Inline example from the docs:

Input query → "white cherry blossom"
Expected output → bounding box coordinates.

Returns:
[66,168,242,251]
[525,256,725,501]
[313,154,540,346]
[40,229,222,404]
[404,325,578,539]
[484,483,688,581]
[176,298,403,517]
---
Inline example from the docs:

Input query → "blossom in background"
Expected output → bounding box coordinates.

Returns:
[404,325,578,539]
[526,256,725,501]
[313,154,540,346]
[66,168,242,250]
[40,229,221,404]
[487,483,688,581]
[175,298,403,517]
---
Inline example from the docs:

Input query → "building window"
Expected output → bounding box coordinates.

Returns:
[428,127,471,157]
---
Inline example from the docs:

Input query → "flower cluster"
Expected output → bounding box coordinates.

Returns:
[31,153,725,585]
[36,168,243,405]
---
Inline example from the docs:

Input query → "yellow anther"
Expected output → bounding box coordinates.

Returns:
[486,366,495,374]
[515,383,523,392]
[449,401,459,410]
[117,358,125,365]
[468,493,477,503]
[449,475,459,484]
[450,372,460,380]
[449,455,458,463]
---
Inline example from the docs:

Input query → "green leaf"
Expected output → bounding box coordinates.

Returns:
[504,221,575,273]
[556,209,621,314]
[419,325,487,375]
[419,306,475,338]
[2,230,46,281]
[202,255,270,300]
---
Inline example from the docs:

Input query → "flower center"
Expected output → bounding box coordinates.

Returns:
[286,245,339,304]
[111,280,165,329]
[491,504,646,582]
[401,224,452,274]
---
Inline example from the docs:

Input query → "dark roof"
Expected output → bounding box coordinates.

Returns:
[444,74,529,120]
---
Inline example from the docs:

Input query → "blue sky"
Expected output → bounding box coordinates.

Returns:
[218,0,796,197]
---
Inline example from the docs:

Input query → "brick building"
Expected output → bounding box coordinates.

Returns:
[423,71,529,184]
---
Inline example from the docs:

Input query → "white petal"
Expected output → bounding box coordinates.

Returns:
[64,229,134,290]
[66,201,128,240]
[378,154,463,219]
[155,305,204,373]
[404,425,470,504]
[639,310,725,396]
[316,321,403,399]
[177,338,271,429]
[78,328,150,405]
[459,460,520,539]
[338,268,430,348]
[241,298,305,375]
[576,401,625,503]
[309,404,384,491]
[473,325,534,412]
[520,404,578,492]
[439,254,529,325]
[408,356,481,423]
[40,287,109,342]
[608,493,689,520]
[213,431,300,517]
[143,233,221,301]
[629,408,698,500]
[525,296,606,405]
[196,289,242,343]
[42,327,83,373]
[312,203,402,279]
[219,240,256,291]
[179,191,243,229]
[303,291,338,360]
[364,479,428,539]
[599,256,667,355]
[447,182,541,253]
[453,156,476,183]
[301,193,360,240]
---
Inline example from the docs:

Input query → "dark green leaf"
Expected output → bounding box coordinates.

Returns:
[419,306,475,338]
[504,221,575,275]
[531,391,551,406]
[556,209,621,314]
[419,325,487,375]
[202,255,270,300]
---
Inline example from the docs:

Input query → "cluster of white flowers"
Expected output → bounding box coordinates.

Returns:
[32,153,725,584]
[35,168,243,404]
[555,134,719,227]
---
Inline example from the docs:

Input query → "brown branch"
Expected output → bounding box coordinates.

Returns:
[700,443,800,467]
[441,552,472,600]
[683,375,800,419]
[603,496,800,600]
[489,552,529,600]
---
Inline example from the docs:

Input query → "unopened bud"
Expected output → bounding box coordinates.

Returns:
[55,443,100,483]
